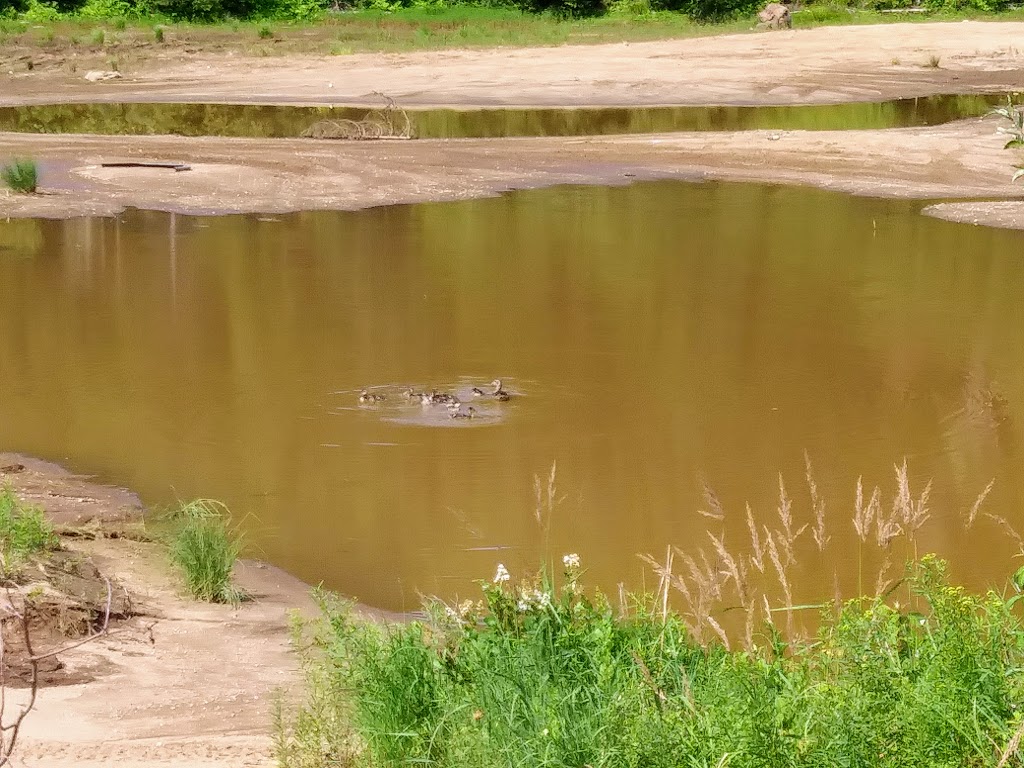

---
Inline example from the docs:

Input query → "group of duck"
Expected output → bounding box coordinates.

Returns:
[358,379,511,419]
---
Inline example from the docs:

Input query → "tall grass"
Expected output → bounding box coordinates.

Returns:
[0,485,58,575]
[278,464,1024,768]
[1,158,38,194]
[166,499,243,605]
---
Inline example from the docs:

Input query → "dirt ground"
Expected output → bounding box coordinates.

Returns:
[0,455,359,768]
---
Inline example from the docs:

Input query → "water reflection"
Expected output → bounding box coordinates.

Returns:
[0,93,1009,139]
[0,181,1022,610]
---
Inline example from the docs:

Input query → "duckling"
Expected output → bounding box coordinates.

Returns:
[446,400,463,416]
[404,388,425,401]
[450,406,476,420]
[491,379,511,401]
[432,391,459,405]
[359,390,386,404]
[471,387,486,397]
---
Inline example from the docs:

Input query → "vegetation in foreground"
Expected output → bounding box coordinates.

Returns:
[0,159,38,195]
[277,464,1024,768]
[165,498,244,604]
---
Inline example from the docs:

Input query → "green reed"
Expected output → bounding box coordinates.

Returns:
[166,499,243,605]
[1,158,38,194]
[278,551,1024,768]
[0,484,58,575]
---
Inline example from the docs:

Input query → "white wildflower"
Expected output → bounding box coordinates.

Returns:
[562,553,581,569]
[493,563,510,584]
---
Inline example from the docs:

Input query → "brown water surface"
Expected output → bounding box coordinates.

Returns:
[0,181,1022,610]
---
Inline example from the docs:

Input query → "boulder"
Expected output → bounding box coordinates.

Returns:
[757,2,792,29]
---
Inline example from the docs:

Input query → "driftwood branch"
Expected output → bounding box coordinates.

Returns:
[0,578,113,766]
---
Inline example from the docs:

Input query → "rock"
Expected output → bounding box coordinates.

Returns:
[757,2,792,29]
[83,70,122,82]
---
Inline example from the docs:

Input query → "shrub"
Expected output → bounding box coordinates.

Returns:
[167,499,243,604]
[1,158,38,193]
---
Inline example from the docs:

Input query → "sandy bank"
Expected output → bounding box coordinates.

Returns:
[2,22,1023,108]
[1,117,1023,226]
[0,454,370,768]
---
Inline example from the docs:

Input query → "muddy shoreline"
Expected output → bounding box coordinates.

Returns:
[0,453,402,768]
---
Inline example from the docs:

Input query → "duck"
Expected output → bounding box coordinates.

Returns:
[471,387,486,397]
[450,406,476,420]
[359,389,386,404]
[431,391,459,405]
[491,379,511,402]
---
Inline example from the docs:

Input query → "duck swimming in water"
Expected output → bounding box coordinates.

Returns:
[450,406,476,420]
[471,387,485,397]
[490,379,511,401]
[404,388,426,401]
[359,390,386,404]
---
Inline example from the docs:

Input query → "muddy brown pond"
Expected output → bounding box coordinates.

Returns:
[1,180,1023,611]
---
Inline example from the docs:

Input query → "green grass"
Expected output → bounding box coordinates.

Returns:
[3,6,1024,58]
[166,499,244,605]
[277,463,1024,768]
[278,555,1024,768]
[1,158,39,194]
[0,485,58,575]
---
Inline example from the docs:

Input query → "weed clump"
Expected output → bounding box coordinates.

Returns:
[0,485,58,575]
[166,499,243,605]
[1,159,39,194]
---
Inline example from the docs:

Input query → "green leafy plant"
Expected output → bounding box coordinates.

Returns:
[991,95,1024,182]
[1,158,39,193]
[166,499,244,605]
[257,23,273,37]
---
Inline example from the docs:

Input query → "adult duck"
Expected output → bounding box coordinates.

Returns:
[490,380,511,401]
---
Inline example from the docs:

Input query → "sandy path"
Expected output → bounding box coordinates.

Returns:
[2,22,1023,108]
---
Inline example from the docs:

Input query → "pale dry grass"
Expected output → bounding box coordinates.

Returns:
[644,460,998,650]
